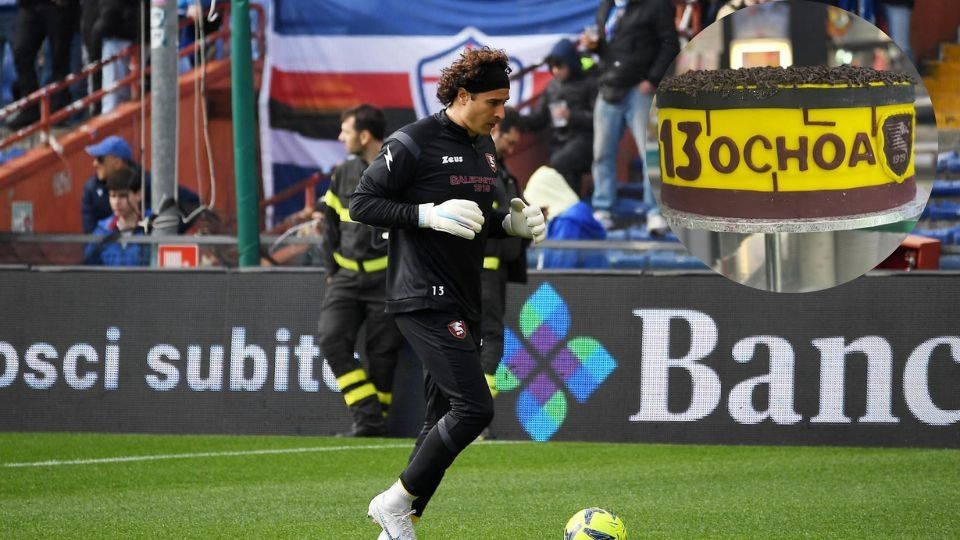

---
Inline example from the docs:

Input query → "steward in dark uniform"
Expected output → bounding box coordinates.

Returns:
[352,48,546,536]
[317,105,402,437]
[481,108,527,399]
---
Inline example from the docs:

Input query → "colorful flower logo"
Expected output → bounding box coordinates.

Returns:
[495,283,617,441]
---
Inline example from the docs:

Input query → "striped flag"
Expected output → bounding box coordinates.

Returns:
[258,0,594,222]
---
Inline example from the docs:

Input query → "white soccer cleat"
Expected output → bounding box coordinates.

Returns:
[368,492,417,540]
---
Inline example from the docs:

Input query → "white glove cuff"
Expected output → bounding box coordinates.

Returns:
[418,203,434,228]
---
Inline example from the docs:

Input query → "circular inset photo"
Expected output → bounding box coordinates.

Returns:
[651,0,936,292]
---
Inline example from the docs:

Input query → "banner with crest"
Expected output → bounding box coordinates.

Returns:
[258,0,595,222]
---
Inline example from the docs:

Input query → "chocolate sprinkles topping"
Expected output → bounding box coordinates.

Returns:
[659,66,916,100]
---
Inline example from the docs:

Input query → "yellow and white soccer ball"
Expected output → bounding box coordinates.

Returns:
[563,507,627,539]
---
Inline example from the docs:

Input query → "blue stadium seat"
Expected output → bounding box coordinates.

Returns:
[939,255,960,270]
[936,151,960,174]
[912,227,955,244]
[931,180,960,198]
[647,250,709,270]
[0,147,26,165]
[607,251,649,269]
[921,201,960,220]
[625,226,679,242]
[611,197,650,221]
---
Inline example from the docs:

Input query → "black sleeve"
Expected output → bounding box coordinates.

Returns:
[81,180,97,234]
[320,167,341,276]
[523,85,553,132]
[488,209,509,239]
[567,80,597,131]
[176,185,201,211]
[83,241,101,265]
[350,138,421,229]
[648,0,681,86]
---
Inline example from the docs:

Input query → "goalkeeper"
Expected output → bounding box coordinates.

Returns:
[350,47,546,539]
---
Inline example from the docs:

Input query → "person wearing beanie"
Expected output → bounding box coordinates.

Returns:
[521,37,597,195]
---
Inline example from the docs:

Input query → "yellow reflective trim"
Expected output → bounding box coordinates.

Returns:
[323,189,354,222]
[483,257,500,270]
[363,256,388,272]
[333,252,387,272]
[336,368,367,389]
[658,103,915,192]
[333,252,360,271]
[377,391,393,405]
[344,383,377,406]
[485,373,499,398]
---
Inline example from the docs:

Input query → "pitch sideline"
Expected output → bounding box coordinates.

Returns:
[2,440,527,468]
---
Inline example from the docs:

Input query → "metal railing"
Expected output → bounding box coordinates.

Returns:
[0,2,266,151]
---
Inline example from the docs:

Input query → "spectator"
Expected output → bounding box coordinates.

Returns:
[7,0,81,130]
[716,0,775,19]
[0,0,17,107]
[83,165,150,266]
[834,0,876,23]
[81,135,200,233]
[879,0,913,62]
[178,0,218,72]
[92,0,147,112]
[481,107,528,406]
[80,0,101,115]
[524,165,608,269]
[521,38,597,195]
[581,0,679,231]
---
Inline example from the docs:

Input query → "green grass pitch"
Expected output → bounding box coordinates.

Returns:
[1,432,958,538]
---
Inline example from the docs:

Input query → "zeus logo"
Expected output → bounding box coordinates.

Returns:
[441,156,463,164]
[384,146,394,172]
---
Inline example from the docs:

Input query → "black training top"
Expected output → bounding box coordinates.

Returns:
[350,110,510,321]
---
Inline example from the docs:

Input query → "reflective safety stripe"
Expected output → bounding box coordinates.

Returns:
[336,368,367,390]
[483,257,500,270]
[485,373,498,398]
[324,189,354,222]
[377,391,393,405]
[333,252,388,272]
[344,383,377,406]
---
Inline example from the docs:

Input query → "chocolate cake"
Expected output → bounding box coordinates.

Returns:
[656,66,917,221]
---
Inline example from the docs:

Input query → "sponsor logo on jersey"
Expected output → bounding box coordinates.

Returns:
[442,155,464,164]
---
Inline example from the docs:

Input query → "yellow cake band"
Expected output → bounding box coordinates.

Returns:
[658,104,915,193]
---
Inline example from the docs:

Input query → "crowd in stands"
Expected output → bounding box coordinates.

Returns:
[12,1,936,271]
[1,0,219,130]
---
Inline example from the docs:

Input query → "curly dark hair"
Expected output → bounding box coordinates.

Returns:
[436,47,511,106]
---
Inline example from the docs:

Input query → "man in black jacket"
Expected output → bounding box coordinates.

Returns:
[522,38,597,195]
[7,0,81,129]
[582,0,679,228]
[481,107,527,402]
[351,47,545,539]
[318,104,402,437]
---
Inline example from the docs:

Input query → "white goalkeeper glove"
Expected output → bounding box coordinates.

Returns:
[502,198,546,244]
[418,199,485,240]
